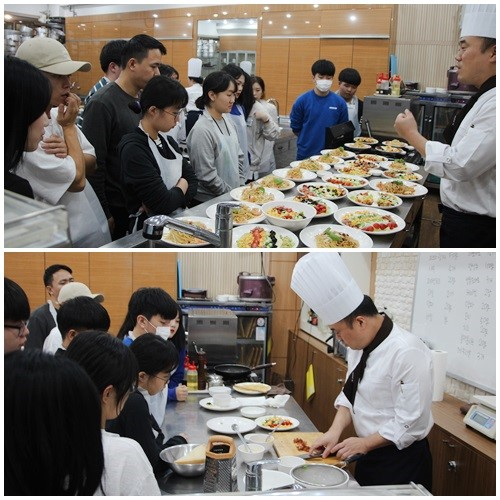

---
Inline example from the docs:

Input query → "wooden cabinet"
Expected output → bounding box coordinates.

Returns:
[286,331,309,408]
[428,394,496,496]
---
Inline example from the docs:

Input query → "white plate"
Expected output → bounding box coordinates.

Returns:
[206,416,256,434]
[233,382,272,395]
[310,154,345,166]
[335,165,376,178]
[255,415,300,431]
[297,182,348,201]
[379,161,420,172]
[299,224,373,248]
[319,173,369,190]
[289,160,331,172]
[381,170,423,182]
[243,470,295,491]
[256,176,295,191]
[369,179,429,198]
[230,186,285,204]
[320,148,356,159]
[205,201,265,225]
[233,224,299,248]
[355,153,388,162]
[347,189,403,209]
[334,207,406,235]
[199,397,241,412]
[272,168,317,182]
[240,407,267,418]
[286,195,337,218]
[161,216,215,247]
[353,136,379,145]
[383,139,409,148]
[375,145,405,155]
[344,142,372,150]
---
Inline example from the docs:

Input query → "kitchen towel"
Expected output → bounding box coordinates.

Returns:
[431,350,448,401]
[306,364,315,400]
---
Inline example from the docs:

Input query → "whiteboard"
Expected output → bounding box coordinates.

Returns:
[411,253,495,393]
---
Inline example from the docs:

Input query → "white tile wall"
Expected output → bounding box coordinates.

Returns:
[374,253,490,402]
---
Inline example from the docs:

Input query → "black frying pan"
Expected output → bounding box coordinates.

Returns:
[214,362,276,380]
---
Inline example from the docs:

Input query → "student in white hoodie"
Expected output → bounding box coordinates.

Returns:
[67,331,161,496]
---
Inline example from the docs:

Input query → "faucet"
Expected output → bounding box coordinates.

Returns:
[245,458,281,492]
[142,202,240,248]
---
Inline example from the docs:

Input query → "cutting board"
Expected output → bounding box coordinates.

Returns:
[273,432,342,465]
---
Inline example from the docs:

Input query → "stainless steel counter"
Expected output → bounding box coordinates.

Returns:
[156,393,431,496]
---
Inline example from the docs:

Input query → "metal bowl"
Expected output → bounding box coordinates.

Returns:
[290,463,349,489]
[159,443,206,477]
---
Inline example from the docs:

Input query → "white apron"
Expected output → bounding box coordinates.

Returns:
[214,119,240,189]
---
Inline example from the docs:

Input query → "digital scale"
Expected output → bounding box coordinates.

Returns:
[463,395,496,440]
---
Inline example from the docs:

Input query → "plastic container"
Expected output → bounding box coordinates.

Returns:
[391,74,401,96]
[187,363,198,390]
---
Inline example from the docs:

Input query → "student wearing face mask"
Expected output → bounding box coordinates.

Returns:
[290,59,349,160]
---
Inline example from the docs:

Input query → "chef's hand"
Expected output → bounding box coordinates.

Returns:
[331,437,370,460]
[57,93,81,128]
[394,109,418,140]
[309,430,340,458]
[41,134,68,158]
[176,384,188,401]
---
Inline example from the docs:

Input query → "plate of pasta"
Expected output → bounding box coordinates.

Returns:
[297,182,348,200]
[310,154,345,166]
[320,148,356,159]
[256,175,295,191]
[230,186,285,204]
[299,224,373,248]
[347,190,402,209]
[334,207,405,235]
[356,153,388,162]
[206,202,265,225]
[272,167,317,182]
[290,159,331,172]
[287,195,338,218]
[379,160,420,172]
[233,224,299,248]
[382,170,423,182]
[162,217,216,247]
[369,179,428,198]
[321,173,369,190]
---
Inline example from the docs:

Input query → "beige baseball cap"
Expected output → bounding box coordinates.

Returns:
[16,37,91,75]
[58,282,104,304]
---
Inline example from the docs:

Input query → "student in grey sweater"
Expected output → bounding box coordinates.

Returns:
[186,71,244,204]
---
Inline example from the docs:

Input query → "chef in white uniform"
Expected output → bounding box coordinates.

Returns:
[291,253,434,490]
[395,4,496,248]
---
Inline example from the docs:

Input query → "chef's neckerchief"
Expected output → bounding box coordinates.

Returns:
[342,313,393,408]
[443,75,496,145]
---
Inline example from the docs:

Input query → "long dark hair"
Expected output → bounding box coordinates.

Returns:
[195,71,237,110]
[5,55,51,173]
[221,63,255,119]
[117,287,179,339]
[66,331,138,410]
[130,333,179,375]
[5,350,104,495]
[129,75,188,117]
[169,303,186,352]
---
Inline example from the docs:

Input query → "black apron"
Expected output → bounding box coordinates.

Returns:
[355,438,432,491]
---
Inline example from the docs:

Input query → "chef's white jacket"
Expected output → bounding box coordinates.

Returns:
[335,322,434,450]
[424,87,496,218]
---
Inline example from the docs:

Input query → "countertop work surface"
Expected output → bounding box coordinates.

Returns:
[157,392,359,495]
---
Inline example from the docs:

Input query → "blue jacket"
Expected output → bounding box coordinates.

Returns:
[167,347,186,401]
[290,89,349,160]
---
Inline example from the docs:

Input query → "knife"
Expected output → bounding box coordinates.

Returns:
[296,452,364,467]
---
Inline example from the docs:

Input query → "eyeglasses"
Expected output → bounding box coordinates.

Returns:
[4,321,28,338]
[162,108,184,119]
[152,374,170,384]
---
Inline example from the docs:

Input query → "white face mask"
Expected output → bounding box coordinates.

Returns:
[316,79,333,93]
[155,327,171,340]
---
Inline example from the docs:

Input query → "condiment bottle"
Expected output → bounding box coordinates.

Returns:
[186,363,198,390]
[197,348,207,390]
[391,74,401,96]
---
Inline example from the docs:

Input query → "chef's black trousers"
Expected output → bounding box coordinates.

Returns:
[440,205,496,248]
[354,438,432,492]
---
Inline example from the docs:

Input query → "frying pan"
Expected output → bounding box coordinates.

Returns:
[214,362,276,380]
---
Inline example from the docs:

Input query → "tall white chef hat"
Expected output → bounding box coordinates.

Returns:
[291,252,364,325]
[240,60,252,75]
[188,58,203,78]
[460,4,496,39]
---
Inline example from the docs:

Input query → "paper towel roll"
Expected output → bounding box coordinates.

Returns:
[431,350,448,402]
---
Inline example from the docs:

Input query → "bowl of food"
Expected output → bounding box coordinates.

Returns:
[159,443,206,477]
[238,443,265,464]
[262,200,316,232]
[244,433,275,452]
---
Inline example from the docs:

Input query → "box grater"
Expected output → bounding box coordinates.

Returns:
[203,435,238,492]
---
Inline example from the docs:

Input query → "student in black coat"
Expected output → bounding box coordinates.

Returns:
[119,76,198,232]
